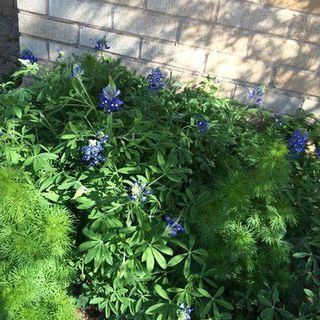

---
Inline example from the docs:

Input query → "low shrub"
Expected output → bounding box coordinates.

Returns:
[0,48,319,319]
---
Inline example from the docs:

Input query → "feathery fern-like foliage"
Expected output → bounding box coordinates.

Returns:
[191,133,296,288]
[0,167,77,320]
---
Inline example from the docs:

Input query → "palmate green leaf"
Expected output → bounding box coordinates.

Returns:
[304,288,315,298]
[152,248,167,269]
[260,307,274,320]
[183,256,191,279]
[157,152,166,171]
[12,105,22,119]
[154,284,170,301]
[24,152,58,172]
[90,297,105,305]
[142,247,154,272]
[84,245,99,264]
[167,254,186,267]
[216,299,234,311]
[198,288,211,298]
[78,240,99,251]
[145,303,166,314]
[292,252,309,259]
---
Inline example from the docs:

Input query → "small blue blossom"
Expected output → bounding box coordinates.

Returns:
[164,215,185,237]
[81,135,108,167]
[178,303,194,320]
[196,120,209,134]
[248,85,265,106]
[98,85,124,112]
[288,129,309,157]
[316,146,320,159]
[148,68,165,91]
[273,112,284,128]
[72,63,84,79]
[95,37,111,51]
[21,48,38,64]
[127,180,152,202]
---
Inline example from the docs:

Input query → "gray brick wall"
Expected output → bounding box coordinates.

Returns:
[16,0,320,114]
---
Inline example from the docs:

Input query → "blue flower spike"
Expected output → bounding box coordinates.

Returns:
[20,48,38,64]
[81,134,108,167]
[72,63,84,79]
[128,180,152,202]
[178,303,194,320]
[98,77,124,112]
[248,85,266,106]
[164,215,185,237]
[273,112,284,128]
[95,36,111,51]
[288,129,309,158]
[148,67,165,91]
[196,120,209,134]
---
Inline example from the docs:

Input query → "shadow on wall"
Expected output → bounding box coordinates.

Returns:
[0,13,19,82]
[258,0,320,16]
[19,0,320,113]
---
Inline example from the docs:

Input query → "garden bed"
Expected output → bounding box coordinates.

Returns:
[0,43,319,320]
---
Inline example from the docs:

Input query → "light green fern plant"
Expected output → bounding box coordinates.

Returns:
[0,167,78,320]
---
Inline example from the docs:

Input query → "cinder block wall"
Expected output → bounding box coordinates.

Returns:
[17,0,320,114]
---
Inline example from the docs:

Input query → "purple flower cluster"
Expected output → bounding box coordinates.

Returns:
[197,120,209,134]
[148,68,165,91]
[288,129,309,157]
[127,180,152,202]
[72,63,84,79]
[178,303,194,320]
[95,37,111,51]
[248,85,264,106]
[21,48,38,64]
[99,85,124,112]
[81,135,108,167]
[164,215,185,237]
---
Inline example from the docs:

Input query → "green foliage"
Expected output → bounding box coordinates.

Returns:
[0,52,319,319]
[0,168,77,320]
[191,133,296,286]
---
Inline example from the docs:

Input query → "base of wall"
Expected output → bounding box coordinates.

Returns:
[19,34,320,117]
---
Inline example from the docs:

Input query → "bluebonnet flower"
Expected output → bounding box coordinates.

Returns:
[164,215,185,237]
[127,180,152,202]
[98,85,124,112]
[81,135,108,167]
[148,67,165,91]
[178,303,194,320]
[196,120,209,134]
[316,146,320,159]
[248,85,265,106]
[288,129,309,157]
[273,112,284,128]
[72,63,84,79]
[20,48,38,64]
[95,37,110,51]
